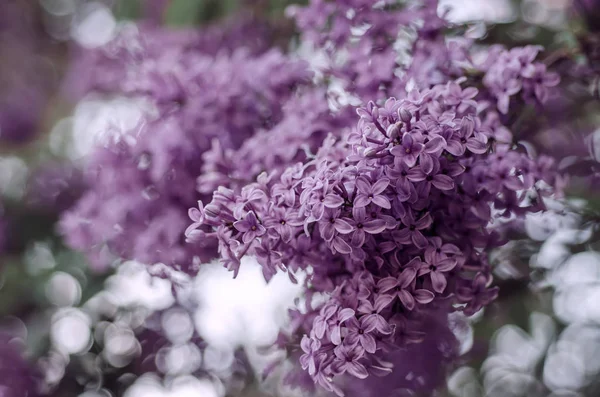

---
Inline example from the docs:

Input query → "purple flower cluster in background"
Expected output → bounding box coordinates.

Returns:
[60,25,312,272]
[481,45,560,114]
[288,0,435,100]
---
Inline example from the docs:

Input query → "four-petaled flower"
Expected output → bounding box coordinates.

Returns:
[356,294,394,334]
[390,133,424,167]
[185,200,206,241]
[345,316,378,353]
[456,272,499,315]
[347,207,388,247]
[318,208,354,242]
[263,207,303,242]
[378,266,435,310]
[418,254,457,293]
[233,211,266,243]
[393,212,433,248]
[354,176,391,209]
[300,335,324,376]
[332,345,369,379]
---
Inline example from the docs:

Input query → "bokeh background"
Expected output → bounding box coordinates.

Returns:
[1,0,600,396]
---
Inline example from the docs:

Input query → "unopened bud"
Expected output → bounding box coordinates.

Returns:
[399,108,412,123]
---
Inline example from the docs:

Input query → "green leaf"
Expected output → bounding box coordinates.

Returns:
[114,0,141,21]
[165,0,205,26]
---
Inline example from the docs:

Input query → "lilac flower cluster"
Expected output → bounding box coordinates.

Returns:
[288,0,441,99]
[187,79,560,393]
[60,26,312,272]
[289,0,560,117]
[64,15,277,101]
[480,45,560,114]
[196,89,354,196]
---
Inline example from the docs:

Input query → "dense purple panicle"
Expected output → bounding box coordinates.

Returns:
[181,1,567,394]
[187,78,561,393]
[288,0,560,114]
[60,25,313,272]
[0,334,39,397]
[54,0,570,394]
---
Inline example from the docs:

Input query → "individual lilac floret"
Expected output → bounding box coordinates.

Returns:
[187,79,560,394]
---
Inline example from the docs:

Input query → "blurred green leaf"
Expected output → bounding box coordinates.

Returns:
[165,0,206,26]
[114,0,142,21]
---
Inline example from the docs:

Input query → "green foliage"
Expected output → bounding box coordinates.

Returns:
[114,0,142,21]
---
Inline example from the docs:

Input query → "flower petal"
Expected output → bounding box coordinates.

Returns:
[432,174,454,190]
[354,194,371,208]
[371,195,391,209]
[414,289,435,304]
[324,194,345,208]
[361,334,377,354]
[371,178,390,195]
[431,271,447,293]
[334,218,354,234]
[347,362,369,379]
[398,290,415,310]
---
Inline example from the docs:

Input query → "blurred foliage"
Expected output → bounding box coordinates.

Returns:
[112,0,308,26]
[114,0,142,21]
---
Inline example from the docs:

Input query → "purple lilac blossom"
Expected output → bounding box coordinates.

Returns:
[60,0,568,394]
[287,0,420,100]
[183,2,566,393]
[187,80,561,394]
[288,0,465,101]
[289,0,559,118]
[62,15,275,102]
[479,45,560,114]
[197,89,355,195]
[60,26,312,273]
